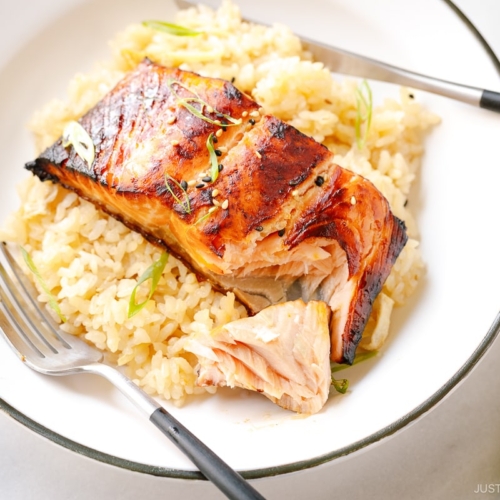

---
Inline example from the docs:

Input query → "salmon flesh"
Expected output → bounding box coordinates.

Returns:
[26,59,407,365]
[185,300,332,414]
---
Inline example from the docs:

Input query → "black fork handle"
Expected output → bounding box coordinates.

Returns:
[480,89,500,112]
[150,408,266,500]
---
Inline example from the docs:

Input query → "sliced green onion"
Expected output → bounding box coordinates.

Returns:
[194,207,219,226]
[62,121,95,168]
[206,133,219,182]
[20,247,67,323]
[354,79,373,150]
[331,375,349,394]
[128,252,169,318]
[180,100,224,126]
[331,350,378,373]
[143,20,203,36]
[330,350,378,393]
[194,212,211,226]
[168,79,242,128]
[165,175,191,214]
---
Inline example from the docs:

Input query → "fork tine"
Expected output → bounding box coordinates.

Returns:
[0,244,73,358]
[0,243,71,349]
[0,265,61,360]
[0,295,47,359]
[0,269,57,354]
[0,243,103,371]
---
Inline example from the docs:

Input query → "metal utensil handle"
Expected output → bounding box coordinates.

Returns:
[83,363,265,500]
[300,36,500,112]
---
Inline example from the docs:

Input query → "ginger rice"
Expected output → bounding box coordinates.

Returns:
[0,0,440,405]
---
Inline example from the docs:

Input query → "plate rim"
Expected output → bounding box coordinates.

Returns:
[0,0,499,480]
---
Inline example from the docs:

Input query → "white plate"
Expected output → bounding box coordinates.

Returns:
[0,0,499,478]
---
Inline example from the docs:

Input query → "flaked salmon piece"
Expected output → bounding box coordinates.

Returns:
[185,300,332,414]
[26,59,407,365]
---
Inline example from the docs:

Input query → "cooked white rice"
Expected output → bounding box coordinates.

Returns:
[0,0,439,405]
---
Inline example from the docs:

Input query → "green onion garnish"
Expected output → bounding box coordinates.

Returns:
[194,207,219,226]
[128,251,169,318]
[330,350,378,394]
[20,247,67,323]
[331,350,378,373]
[62,121,95,168]
[354,79,373,150]
[206,133,219,182]
[142,20,203,36]
[165,174,191,214]
[168,79,242,128]
[331,375,349,394]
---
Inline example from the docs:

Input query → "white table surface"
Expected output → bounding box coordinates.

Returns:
[1,1,500,499]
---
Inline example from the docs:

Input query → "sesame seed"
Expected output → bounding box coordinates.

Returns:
[231,76,236,83]
[315,176,325,187]
[278,228,285,237]
[171,139,179,146]
[211,189,219,197]
[188,179,197,187]
[409,93,414,99]
[250,110,260,118]
[208,206,218,214]
[221,199,229,210]
[214,119,222,125]
[166,116,176,125]
[351,196,357,205]
[242,111,248,117]
[180,180,188,191]
[212,136,218,144]
[196,183,205,189]
[249,118,256,126]
[291,190,299,197]
[216,129,223,138]
[206,106,214,113]
[218,164,224,172]
[255,150,262,159]
[255,225,264,232]
[212,198,221,207]
[202,176,212,183]
[215,150,222,157]
[218,146,228,153]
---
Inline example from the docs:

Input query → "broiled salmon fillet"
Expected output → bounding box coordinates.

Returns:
[26,59,407,365]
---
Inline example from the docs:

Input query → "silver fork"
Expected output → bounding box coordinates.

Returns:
[0,243,265,500]
[173,0,500,113]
